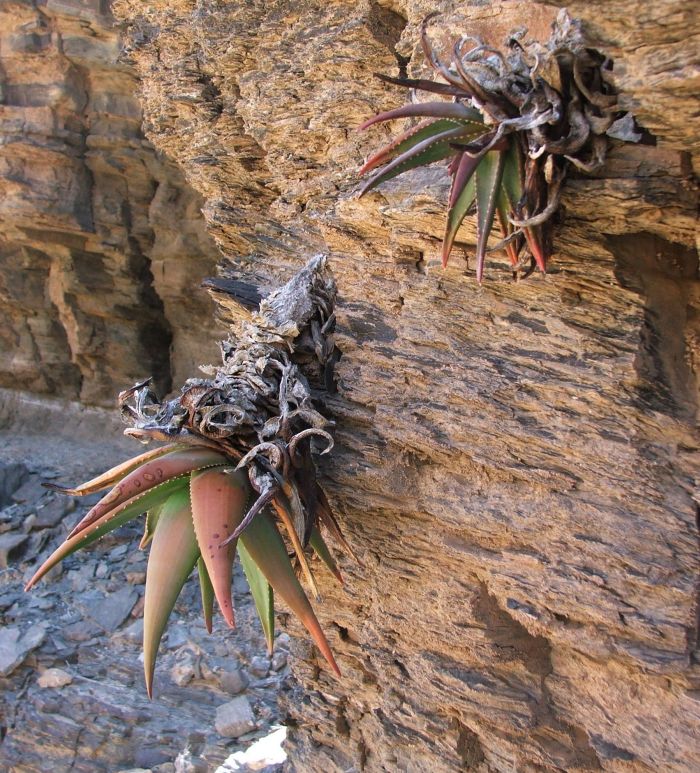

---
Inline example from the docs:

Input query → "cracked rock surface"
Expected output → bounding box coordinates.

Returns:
[0,0,223,404]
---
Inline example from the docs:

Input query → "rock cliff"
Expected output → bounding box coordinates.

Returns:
[0,0,223,404]
[2,0,699,772]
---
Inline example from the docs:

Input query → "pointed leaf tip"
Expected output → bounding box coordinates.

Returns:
[238,541,275,654]
[45,443,184,497]
[25,475,189,591]
[240,511,341,677]
[442,153,478,268]
[310,527,344,585]
[190,467,250,628]
[143,489,199,697]
[474,149,506,283]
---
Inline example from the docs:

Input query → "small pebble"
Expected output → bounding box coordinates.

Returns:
[126,571,146,585]
[249,655,270,678]
[95,561,110,579]
[214,696,256,738]
[219,667,249,695]
[271,651,287,672]
[37,667,73,688]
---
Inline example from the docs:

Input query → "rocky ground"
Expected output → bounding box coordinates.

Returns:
[0,398,287,773]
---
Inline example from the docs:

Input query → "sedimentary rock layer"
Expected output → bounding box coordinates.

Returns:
[0,0,223,405]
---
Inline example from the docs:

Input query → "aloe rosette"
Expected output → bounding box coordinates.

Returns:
[27,443,345,697]
[359,103,542,282]
[359,14,630,281]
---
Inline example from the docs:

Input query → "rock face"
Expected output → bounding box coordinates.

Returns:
[0,0,223,405]
[2,0,699,772]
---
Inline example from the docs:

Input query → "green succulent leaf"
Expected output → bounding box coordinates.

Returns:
[474,149,506,283]
[358,124,469,197]
[139,503,164,550]
[361,118,472,176]
[240,510,340,676]
[309,526,343,585]
[143,488,200,698]
[25,475,191,590]
[238,540,275,654]
[501,136,524,210]
[359,101,482,131]
[496,186,519,266]
[442,152,479,266]
[197,558,215,634]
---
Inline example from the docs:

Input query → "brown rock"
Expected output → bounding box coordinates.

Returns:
[37,667,73,689]
[0,0,224,404]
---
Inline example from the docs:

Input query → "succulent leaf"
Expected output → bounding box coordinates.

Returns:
[474,149,506,283]
[442,154,478,267]
[358,124,470,197]
[197,558,215,634]
[270,492,320,600]
[190,467,249,628]
[524,226,548,273]
[374,72,472,97]
[43,443,184,497]
[238,540,275,653]
[309,526,344,585]
[501,137,524,210]
[360,119,470,176]
[359,101,482,131]
[25,475,189,590]
[496,187,519,266]
[68,448,227,539]
[139,503,164,550]
[240,510,340,676]
[143,488,200,697]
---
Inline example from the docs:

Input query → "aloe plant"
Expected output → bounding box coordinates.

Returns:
[359,13,636,281]
[27,444,345,696]
[26,256,352,696]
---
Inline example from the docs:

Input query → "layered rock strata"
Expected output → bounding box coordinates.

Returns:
[0,0,222,405]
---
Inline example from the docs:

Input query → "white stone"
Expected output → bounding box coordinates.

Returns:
[215,726,287,771]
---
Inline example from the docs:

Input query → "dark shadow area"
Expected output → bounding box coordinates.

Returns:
[610,232,699,419]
